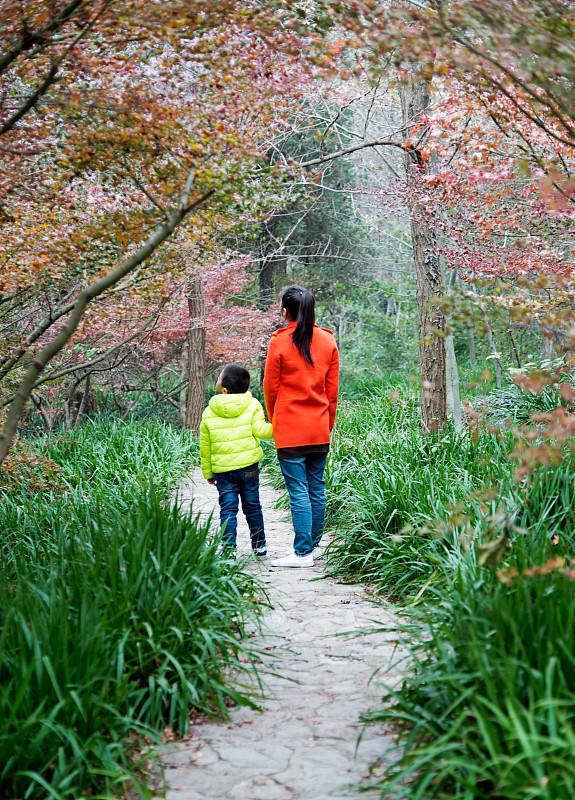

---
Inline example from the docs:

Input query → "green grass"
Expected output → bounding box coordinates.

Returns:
[0,418,198,539]
[309,382,575,799]
[321,390,514,598]
[366,549,575,799]
[481,363,574,427]
[0,418,267,800]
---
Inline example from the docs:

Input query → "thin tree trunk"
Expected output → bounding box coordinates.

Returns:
[259,254,274,310]
[401,80,446,433]
[468,328,477,365]
[541,328,553,360]
[470,277,502,388]
[274,253,287,287]
[64,377,80,430]
[30,392,55,433]
[445,334,462,431]
[179,338,189,428]
[508,328,521,368]
[395,302,402,336]
[395,272,403,336]
[445,269,462,430]
[184,278,206,432]
[73,372,91,427]
[486,324,503,389]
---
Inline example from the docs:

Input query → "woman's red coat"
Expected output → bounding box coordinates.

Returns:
[263,322,339,449]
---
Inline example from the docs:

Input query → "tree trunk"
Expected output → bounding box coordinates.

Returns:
[258,219,282,310]
[395,302,402,336]
[30,392,55,433]
[445,334,462,431]
[486,323,503,389]
[468,328,477,365]
[445,270,462,430]
[541,327,554,361]
[73,372,91,428]
[184,278,206,432]
[275,253,287,284]
[400,81,447,433]
[179,338,189,428]
[469,278,502,388]
[259,253,274,310]
[395,272,403,336]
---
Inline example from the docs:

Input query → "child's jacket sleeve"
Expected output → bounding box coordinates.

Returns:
[251,399,273,440]
[199,418,214,479]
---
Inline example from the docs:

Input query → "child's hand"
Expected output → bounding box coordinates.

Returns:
[207,478,216,485]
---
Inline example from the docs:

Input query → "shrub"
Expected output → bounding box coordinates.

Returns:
[368,549,575,800]
[308,383,575,799]
[322,385,575,800]
[519,460,575,536]
[0,420,265,799]
[323,390,513,598]
[0,489,267,800]
[483,364,575,427]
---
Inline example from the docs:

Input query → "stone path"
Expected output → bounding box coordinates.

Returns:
[161,468,402,800]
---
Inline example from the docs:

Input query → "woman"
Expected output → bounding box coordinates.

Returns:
[263,285,339,567]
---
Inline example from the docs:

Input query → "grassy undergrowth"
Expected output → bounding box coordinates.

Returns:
[316,385,575,799]
[0,419,267,800]
[324,391,515,598]
[370,553,575,800]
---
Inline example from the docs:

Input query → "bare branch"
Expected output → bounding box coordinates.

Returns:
[294,137,405,169]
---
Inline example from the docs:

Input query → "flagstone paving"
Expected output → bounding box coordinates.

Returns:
[159,468,403,800]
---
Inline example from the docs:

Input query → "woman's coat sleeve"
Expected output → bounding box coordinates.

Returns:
[263,336,281,423]
[325,344,339,430]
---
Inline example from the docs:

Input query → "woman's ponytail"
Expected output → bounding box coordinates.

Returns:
[281,285,315,365]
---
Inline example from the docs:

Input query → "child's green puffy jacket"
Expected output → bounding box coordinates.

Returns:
[199,391,274,479]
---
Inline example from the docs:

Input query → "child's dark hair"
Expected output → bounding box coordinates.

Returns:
[221,363,250,394]
[281,285,315,366]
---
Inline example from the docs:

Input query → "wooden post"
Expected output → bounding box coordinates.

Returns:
[184,278,206,432]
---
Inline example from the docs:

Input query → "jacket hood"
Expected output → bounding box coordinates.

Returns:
[209,391,253,419]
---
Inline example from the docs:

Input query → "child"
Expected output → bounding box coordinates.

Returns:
[199,363,273,558]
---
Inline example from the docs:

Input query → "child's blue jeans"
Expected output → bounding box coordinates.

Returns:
[279,453,328,556]
[214,463,266,550]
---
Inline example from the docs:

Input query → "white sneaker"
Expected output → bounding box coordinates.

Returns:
[270,552,314,568]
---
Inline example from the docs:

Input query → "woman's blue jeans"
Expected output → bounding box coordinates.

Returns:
[279,453,328,556]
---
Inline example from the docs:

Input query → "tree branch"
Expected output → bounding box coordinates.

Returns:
[0,296,77,381]
[0,311,159,407]
[0,0,89,76]
[0,176,214,464]
[294,137,406,169]
[1,0,113,136]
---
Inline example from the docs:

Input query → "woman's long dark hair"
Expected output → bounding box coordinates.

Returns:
[281,285,315,366]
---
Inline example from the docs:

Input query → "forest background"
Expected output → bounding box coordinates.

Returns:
[2,1,575,799]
